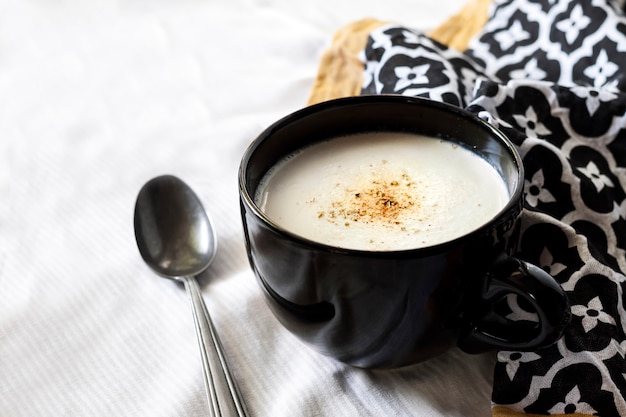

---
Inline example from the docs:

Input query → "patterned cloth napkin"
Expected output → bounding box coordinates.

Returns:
[312,0,626,415]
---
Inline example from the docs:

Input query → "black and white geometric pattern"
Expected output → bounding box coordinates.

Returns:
[360,0,626,415]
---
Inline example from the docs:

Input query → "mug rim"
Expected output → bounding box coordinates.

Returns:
[239,94,524,257]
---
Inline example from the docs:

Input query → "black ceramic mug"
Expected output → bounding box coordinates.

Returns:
[238,95,571,368]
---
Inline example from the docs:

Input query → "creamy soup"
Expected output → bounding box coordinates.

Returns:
[254,132,510,251]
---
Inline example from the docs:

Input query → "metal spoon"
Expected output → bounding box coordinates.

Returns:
[134,174,248,417]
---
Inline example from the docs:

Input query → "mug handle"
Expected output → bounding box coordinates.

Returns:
[457,255,571,354]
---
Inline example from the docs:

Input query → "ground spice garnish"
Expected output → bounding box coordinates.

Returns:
[315,168,421,229]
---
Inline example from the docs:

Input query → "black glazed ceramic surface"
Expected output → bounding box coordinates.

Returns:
[239,95,571,368]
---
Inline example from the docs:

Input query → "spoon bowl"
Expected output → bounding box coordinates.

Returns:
[134,174,248,417]
[134,175,216,278]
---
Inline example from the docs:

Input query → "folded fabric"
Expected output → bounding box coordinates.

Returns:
[309,0,626,415]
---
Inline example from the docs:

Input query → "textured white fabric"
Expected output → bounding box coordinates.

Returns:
[0,1,494,416]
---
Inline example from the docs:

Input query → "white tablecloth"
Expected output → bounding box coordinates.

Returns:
[1,1,496,415]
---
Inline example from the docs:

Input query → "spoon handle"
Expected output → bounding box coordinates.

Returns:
[183,275,250,417]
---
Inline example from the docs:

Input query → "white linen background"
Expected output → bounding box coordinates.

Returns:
[0,0,497,416]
